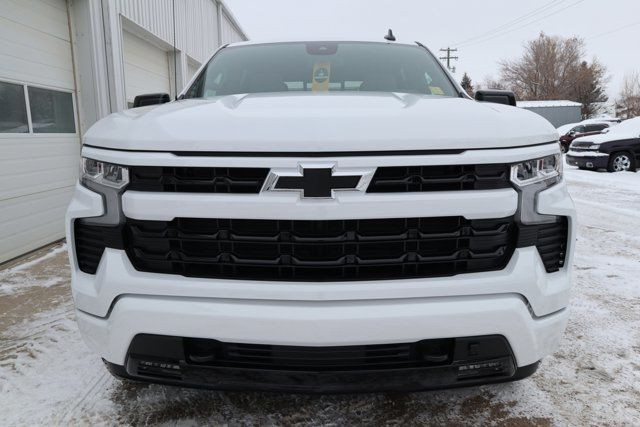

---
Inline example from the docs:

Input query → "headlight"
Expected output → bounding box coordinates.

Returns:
[510,154,562,187]
[587,144,601,150]
[81,158,129,189]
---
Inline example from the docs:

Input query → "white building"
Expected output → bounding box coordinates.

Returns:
[0,0,247,263]
[516,100,582,128]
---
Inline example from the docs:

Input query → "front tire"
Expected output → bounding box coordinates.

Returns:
[607,152,635,172]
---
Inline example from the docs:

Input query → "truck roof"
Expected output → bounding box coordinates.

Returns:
[226,38,420,48]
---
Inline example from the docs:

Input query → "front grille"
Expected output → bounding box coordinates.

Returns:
[128,166,269,193]
[366,164,511,192]
[124,216,516,281]
[183,338,455,371]
[569,140,598,153]
[568,148,598,153]
[570,140,594,148]
[126,164,510,194]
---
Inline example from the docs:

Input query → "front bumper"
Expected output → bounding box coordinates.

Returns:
[77,290,568,370]
[566,151,609,169]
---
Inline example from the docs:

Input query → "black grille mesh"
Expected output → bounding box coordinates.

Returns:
[518,218,568,272]
[570,140,594,148]
[128,166,269,193]
[367,164,511,192]
[182,338,455,371]
[74,216,569,278]
[126,164,511,194]
[123,216,516,281]
[74,221,124,274]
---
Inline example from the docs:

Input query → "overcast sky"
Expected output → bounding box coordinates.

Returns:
[227,0,640,102]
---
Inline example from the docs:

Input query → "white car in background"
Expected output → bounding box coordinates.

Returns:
[557,117,621,153]
[557,117,621,135]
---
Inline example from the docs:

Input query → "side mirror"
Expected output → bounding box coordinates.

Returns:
[133,93,171,108]
[474,90,517,107]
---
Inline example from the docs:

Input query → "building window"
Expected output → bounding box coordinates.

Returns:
[28,86,76,133]
[0,81,29,133]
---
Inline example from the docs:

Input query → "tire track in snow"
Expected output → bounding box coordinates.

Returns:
[57,369,112,425]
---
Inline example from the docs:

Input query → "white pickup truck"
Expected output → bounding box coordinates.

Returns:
[67,39,576,393]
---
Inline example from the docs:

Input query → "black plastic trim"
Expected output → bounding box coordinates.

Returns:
[105,358,539,393]
[74,220,125,274]
[82,141,558,157]
[516,217,568,272]
[102,334,540,393]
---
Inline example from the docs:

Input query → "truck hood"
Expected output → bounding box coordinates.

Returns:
[84,92,557,152]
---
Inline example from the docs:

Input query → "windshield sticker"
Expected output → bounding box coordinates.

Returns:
[429,86,444,96]
[312,62,331,92]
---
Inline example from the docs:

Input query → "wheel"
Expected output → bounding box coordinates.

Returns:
[560,143,568,154]
[607,152,635,172]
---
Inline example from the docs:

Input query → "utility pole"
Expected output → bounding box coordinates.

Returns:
[439,47,458,73]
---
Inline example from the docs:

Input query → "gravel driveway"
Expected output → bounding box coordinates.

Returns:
[1,166,639,426]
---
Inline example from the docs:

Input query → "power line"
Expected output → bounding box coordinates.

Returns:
[458,0,586,48]
[587,21,640,41]
[453,0,565,47]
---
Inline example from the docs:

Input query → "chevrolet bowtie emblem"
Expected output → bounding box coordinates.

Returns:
[265,165,373,198]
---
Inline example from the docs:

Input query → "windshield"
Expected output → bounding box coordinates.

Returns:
[184,42,459,98]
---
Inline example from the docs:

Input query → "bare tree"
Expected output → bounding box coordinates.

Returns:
[616,71,640,119]
[478,77,507,91]
[499,33,608,117]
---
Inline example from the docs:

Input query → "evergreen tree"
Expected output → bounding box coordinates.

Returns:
[460,72,474,96]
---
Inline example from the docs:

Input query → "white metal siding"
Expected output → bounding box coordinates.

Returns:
[115,0,222,65]
[0,0,79,263]
[187,59,201,80]
[521,106,582,128]
[220,10,244,45]
[122,31,171,104]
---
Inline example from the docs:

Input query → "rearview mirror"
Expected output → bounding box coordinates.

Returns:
[474,90,517,107]
[133,93,171,108]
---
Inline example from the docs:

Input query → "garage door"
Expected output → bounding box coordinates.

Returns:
[123,31,171,107]
[0,0,79,263]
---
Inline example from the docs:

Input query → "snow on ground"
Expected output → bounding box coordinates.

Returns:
[0,244,67,295]
[1,166,639,425]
